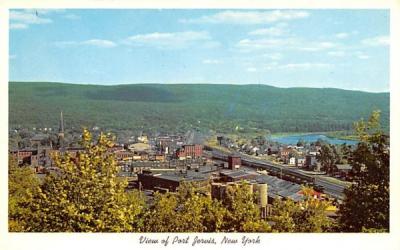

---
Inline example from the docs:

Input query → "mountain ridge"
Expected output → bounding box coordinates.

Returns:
[9,81,389,134]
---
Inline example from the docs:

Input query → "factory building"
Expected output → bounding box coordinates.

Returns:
[176,144,203,159]
[137,170,209,192]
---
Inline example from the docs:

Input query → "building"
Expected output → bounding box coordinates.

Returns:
[288,157,296,165]
[156,136,180,155]
[211,181,271,218]
[228,155,241,170]
[176,144,203,159]
[128,142,151,153]
[58,111,65,151]
[296,157,306,167]
[30,134,48,148]
[219,170,258,182]
[10,149,38,166]
[333,164,353,179]
[280,148,291,157]
[115,150,134,161]
[137,171,208,192]
[305,154,317,168]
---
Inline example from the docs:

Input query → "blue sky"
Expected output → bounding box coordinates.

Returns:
[9,9,389,92]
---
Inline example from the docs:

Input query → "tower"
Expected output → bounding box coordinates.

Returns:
[58,111,65,151]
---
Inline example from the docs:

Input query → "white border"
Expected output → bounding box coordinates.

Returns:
[0,1,399,250]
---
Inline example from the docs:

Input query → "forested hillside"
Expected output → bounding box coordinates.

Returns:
[9,82,389,134]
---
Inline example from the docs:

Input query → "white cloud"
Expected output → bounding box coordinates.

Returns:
[361,36,389,46]
[261,53,282,60]
[263,62,331,71]
[54,41,78,48]
[202,59,223,64]
[180,10,309,25]
[335,33,349,39]
[237,38,297,51]
[63,14,80,20]
[124,31,213,49]
[249,27,285,36]
[202,41,221,49]
[82,39,116,48]
[54,39,116,48]
[356,51,370,60]
[280,63,331,69]
[358,55,370,60]
[10,10,52,24]
[300,42,338,51]
[237,37,338,52]
[10,23,28,29]
[10,10,52,30]
[246,67,257,72]
[327,51,345,57]
[35,9,65,15]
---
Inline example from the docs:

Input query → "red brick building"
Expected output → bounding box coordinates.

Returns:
[10,149,37,166]
[176,144,203,159]
[115,150,134,161]
[228,155,241,170]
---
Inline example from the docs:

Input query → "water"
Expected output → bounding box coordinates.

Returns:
[270,134,358,145]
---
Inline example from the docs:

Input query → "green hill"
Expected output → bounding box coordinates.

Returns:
[9,82,389,134]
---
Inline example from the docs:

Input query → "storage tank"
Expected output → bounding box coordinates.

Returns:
[257,183,268,208]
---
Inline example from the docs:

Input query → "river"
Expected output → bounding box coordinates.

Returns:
[270,134,358,145]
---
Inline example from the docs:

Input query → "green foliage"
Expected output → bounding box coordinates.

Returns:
[339,110,389,232]
[9,82,389,134]
[142,183,227,232]
[222,183,271,232]
[317,144,340,173]
[270,187,333,232]
[8,156,40,231]
[142,182,270,232]
[21,129,145,232]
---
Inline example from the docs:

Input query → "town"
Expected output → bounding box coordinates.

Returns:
[9,112,362,221]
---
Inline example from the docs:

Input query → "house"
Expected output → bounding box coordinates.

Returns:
[305,154,317,168]
[288,157,296,165]
[333,164,353,179]
[279,147,292,160]
[296,157,306,167]
[267,146,279,155]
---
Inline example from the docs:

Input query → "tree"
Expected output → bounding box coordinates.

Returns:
[24,129,145,232]
[270,187,333,232]
[297,138,305,147]
[221,182,271,232]
[142,182,270,232]
[142,183,227,232]
[317,144,340,174]
[338,110,389,232]
[8,155,40,231]
[339,143,352,164]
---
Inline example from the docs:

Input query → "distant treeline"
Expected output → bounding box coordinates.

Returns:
[9,82,389,134]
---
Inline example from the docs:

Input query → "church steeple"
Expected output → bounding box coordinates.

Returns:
[58,111,65,136]
[58,111,65,150]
